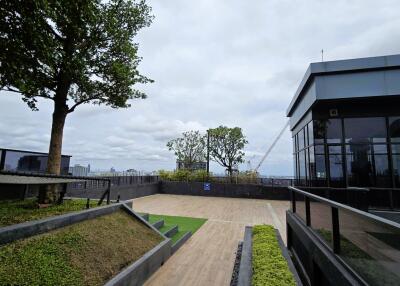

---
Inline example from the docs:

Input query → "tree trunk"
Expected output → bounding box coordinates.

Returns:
[38,102,68,204]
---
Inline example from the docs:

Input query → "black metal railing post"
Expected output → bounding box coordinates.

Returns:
[331,207,340,254]
[305,197,311,226]
[106,180,111,204]
[291,190,296,213]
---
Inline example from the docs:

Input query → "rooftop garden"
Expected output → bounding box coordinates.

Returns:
[0,198,103,227]
[0,210,162,286]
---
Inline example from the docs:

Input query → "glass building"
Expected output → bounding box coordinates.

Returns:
[0,148,71,175]
[287,55,400,192]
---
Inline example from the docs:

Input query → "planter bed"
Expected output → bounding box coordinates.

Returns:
[0,198,103,227]
[0,203,172,286]
[236,225,301,286]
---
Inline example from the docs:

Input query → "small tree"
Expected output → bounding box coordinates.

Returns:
[0,0,154,203]
[167,131,206,170]
[208,126,248,177]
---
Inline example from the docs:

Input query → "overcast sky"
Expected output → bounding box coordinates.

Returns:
[1,0,400,175]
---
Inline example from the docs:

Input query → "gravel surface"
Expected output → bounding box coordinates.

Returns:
[230,241,243,286]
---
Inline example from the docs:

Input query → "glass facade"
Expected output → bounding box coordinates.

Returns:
[0,149,70,175]
[293,116,400,188]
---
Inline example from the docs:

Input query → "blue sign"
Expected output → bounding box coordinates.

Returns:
[204,182,211,191]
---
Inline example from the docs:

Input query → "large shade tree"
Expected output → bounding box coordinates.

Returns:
[167,131,206,170]
[0,0,154,203]
[208,126,248,176]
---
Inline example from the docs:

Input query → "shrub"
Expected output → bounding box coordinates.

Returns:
[252,225,295,286]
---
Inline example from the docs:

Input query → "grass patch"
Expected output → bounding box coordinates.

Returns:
[148,214,207,243]
[0,198,103,227]
[0,210,162,286]
[252,225,295,286]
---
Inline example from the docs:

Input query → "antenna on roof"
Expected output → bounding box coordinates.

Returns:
[321,49,324,62]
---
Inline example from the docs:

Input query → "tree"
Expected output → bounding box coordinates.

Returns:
[167,131,206,170]
[0,0,154,203]
[208,126,248,177]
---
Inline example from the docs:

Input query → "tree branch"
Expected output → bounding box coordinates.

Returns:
[68,96,99,113]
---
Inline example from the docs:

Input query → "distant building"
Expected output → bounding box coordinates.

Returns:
[0,148,71,174]
[69,164,90,177]
[176,161,207,171]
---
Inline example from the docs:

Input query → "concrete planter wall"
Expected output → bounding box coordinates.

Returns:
[160,181,290,200]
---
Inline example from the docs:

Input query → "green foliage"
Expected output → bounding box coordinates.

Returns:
[0,0,154,111]
[0,211,162,286]
[0,199,102,227]
[252,225,295,286]
[148,214,207,243]
[208,126,248,175]
[166,131,206,170]
[237,170,259,184]
[158,169,209,182]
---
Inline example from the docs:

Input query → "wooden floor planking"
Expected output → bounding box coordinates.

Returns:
[130,194,289,286]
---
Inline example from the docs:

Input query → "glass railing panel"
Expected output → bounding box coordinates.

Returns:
[294,192,307,222]
[338,208,400,286]
[309,197,333,248]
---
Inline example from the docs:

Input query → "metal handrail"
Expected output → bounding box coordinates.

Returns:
[288,186,400,232]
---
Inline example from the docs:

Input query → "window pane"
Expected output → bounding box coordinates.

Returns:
[329,154,344,186]
[298,129,305,150]
[314,120,325,144]
[308,121,314,146]
[299,150,306,184]
[315,145,325,154]
[391,144,400,154]
[346,144,373,187]
[309,146,315,182]
[316,155,327,179]
[374,155,391,188]
[373,144,388,154]
[326,119,342,144]
[328,145,342,154]
[344,117,387,144]
[393,155,400,188]
[389,117,400,143]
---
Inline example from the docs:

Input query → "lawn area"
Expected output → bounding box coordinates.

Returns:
[148,214,207,243]
[252,225,295,286]
[0,210,162,286]
[0,198,102,227]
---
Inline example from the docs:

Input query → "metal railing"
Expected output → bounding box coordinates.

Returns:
[0,170,112,205]
[162,176,294,186]
[289,186,400,285]
[68,175,160,191]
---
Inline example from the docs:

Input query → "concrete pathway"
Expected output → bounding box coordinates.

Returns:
[131,194,289,286]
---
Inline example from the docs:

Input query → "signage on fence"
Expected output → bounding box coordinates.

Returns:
[204,182,211,191]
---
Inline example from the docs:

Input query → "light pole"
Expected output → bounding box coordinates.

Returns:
[206,129,210,179]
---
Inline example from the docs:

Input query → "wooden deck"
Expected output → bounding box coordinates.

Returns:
[130,194,289,286]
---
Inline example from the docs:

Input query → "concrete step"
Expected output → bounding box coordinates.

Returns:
[163,225,178,238]
[171,231,192,254]
[139,213,149,221]
[152,219,164,230]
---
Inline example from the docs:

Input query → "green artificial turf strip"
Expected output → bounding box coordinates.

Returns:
[148,214,207,243]
[252,225,296,286]
[0,199,103,227]
[0,210,162,286]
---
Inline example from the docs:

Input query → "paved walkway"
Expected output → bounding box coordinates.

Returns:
[131,194,289,286]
